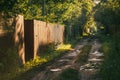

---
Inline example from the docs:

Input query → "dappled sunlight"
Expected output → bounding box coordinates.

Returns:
[24,56,47,70]
[21,44,73,73]
[83,32,89,36]
[56,44,72,51]
[99,26,104,30]
[24,20,64,61]
[1,0,120,80]
[22,43,73,71]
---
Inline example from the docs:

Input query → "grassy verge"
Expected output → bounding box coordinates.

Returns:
[0,44,72,80]
[76,44,92,64]
[54,68,79,80]
[0,47,20,80]
[99,33,120,80]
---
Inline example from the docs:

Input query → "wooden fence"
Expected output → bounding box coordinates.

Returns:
[3,15,64,64]
[24,20,64,61]
[0,15,64,64]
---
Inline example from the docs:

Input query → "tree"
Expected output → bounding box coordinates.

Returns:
[95,0,120,34]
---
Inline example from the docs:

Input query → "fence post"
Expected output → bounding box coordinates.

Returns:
[14,15,25,64]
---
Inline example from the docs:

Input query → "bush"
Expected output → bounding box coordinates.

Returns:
[0,47,20,80]
[99,33,120,80]
[0,48,19,72]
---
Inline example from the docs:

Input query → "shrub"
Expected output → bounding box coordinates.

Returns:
[99,33,120,80]
[0,47,20,80]
[55,68,79,80]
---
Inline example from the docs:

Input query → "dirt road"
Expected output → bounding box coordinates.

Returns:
[31,38,104,80]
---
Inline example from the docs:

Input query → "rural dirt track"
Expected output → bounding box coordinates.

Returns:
[31,38,104,80]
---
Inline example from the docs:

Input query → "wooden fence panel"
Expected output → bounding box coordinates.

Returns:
[48,23,64,44]
[38,21,50,45]
[34,20,40,58]
[48,23,55,43]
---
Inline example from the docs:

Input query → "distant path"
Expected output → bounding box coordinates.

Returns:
[79,39,104,80]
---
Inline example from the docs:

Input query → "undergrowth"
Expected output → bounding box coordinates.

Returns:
[0,43,72,80]
[55,68,79,80]
[99,33,120,80]
[76,44,92,64]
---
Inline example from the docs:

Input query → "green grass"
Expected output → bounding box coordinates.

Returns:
[99,33,120,80]
[0,43,72,80]
[55,68,79,80]
[76,44,92,64]
[0,47,20,80]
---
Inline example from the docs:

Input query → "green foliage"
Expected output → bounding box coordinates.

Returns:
[38,43,56,55]
[24,43,67,70]
[56,44,72,50]
[1,0,95,42]
[99,33,120,80]
[55,68,79,80]
[0,43,71,80]
[95,0,120,34]
[44,0,83,23]
[95,0,120,25]
[64,0,95,41]
[0,47,20,80]
[24,43,71,70]
[80,0,94,16]
[100,42,110,55]
[0,0,16,12]
[83,17,97,36]
[0,48,19,72]
[24,56,47,70]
